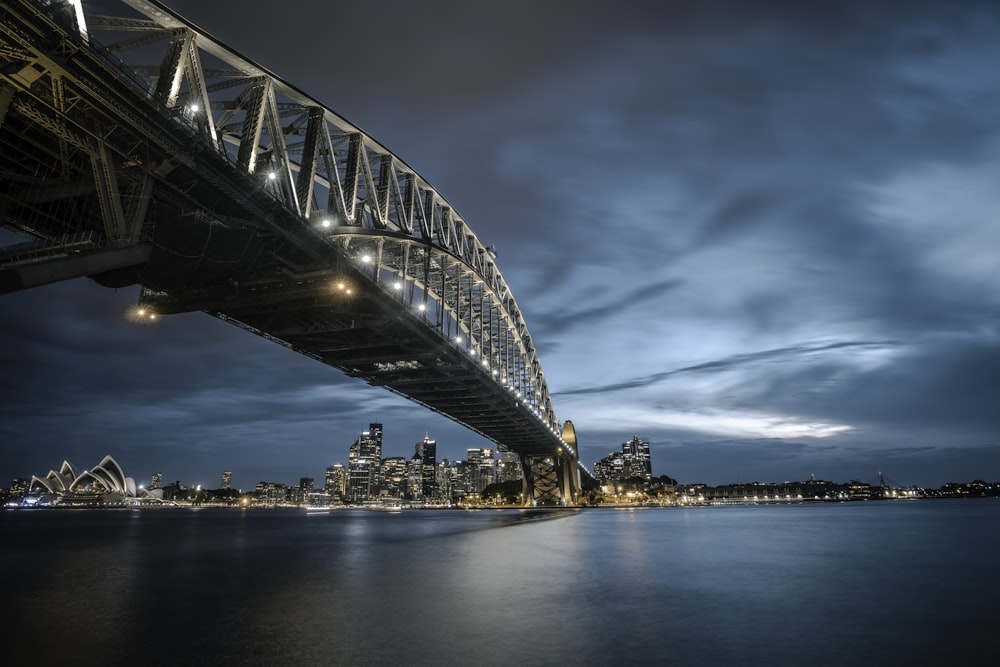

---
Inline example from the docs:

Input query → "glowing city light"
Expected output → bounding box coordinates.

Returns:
[321,219,332,228]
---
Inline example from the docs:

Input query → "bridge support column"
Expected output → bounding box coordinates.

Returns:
[517,421,582,507]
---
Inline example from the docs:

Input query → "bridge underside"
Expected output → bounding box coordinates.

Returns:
[144,261,560,460]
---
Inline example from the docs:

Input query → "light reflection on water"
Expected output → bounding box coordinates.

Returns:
[2,501,996,665]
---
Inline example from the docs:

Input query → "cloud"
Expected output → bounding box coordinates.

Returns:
[555,340,899,397]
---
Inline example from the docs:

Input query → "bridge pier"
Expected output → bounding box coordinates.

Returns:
[518,421,581,507]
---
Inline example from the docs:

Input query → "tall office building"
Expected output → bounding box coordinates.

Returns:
[594,435,653,483]
[414,433,437,499]
[221,470,232,490]
[621,435,652,480]
[497,451,523,483]
[150,472,163,489]
[325,464,346,500]
[466,448,495,494]
[436,459,452,501]
[383,457,408,498]
[348,423,383,502]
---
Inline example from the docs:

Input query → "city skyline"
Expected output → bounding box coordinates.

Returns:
[3,0,1000,489]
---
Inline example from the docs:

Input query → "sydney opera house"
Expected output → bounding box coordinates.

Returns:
[25,455,139,507]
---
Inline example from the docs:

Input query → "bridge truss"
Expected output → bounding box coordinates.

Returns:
[0,0,588,502]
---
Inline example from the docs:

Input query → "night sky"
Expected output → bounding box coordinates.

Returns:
[3,0,999,491]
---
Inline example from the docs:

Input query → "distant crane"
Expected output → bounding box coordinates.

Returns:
[869,471,909,498]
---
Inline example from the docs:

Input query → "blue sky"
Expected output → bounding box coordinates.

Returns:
[2,0,999,490]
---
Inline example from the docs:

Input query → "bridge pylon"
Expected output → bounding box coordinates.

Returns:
[519,421,581,507]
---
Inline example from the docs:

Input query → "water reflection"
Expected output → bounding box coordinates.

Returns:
[2,502,996,665]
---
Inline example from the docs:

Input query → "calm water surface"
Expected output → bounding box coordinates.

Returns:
[2,500,996,665]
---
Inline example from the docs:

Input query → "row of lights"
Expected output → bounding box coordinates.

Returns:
[350,252,569,449]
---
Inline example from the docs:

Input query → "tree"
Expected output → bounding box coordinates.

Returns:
[481,480,522,505]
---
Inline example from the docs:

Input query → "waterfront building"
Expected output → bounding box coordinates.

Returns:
[221,470,232,490]
[497,451,523,483]
[383,457,409,498]
[325,464,346,500]
[415,434,437,499]
[466,448,495,494]
[25,455,138,507]
[9,478,28,496]
[622,435,652,481]
[451,460,471,498]
[348,423,383,503]
[407,454,423,499]
[436,459,452,501]
[150,472,163,489]
[594,435,653,485]
[292,477,314,504]
[256,481,289,505]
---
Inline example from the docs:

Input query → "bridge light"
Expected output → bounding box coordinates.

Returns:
[392,281,403,290]
[455,336,462,343]
[482,360,489,367]
[267,171,277,181]
[360,254,372,263]
[321,218,332,228]
[469,349,476,356]
[188,102,200,113]
[126,304,159,324]
[417,303,426,312]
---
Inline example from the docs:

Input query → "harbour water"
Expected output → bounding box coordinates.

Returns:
[2,499,996,665]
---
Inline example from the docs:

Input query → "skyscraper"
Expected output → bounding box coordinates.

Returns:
[325,464,346,500]
[466,448,495,494]
[594,435,653,484]
[348,423,383,502]
[415,433,437,499]
[621,435,652,480]
[497,451,523,483]
[221,470,232,490]
[383,457,408,498]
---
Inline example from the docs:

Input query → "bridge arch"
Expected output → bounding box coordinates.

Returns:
[0,0,589,501]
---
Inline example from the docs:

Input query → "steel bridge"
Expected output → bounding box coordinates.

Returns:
[0,0,587,505]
